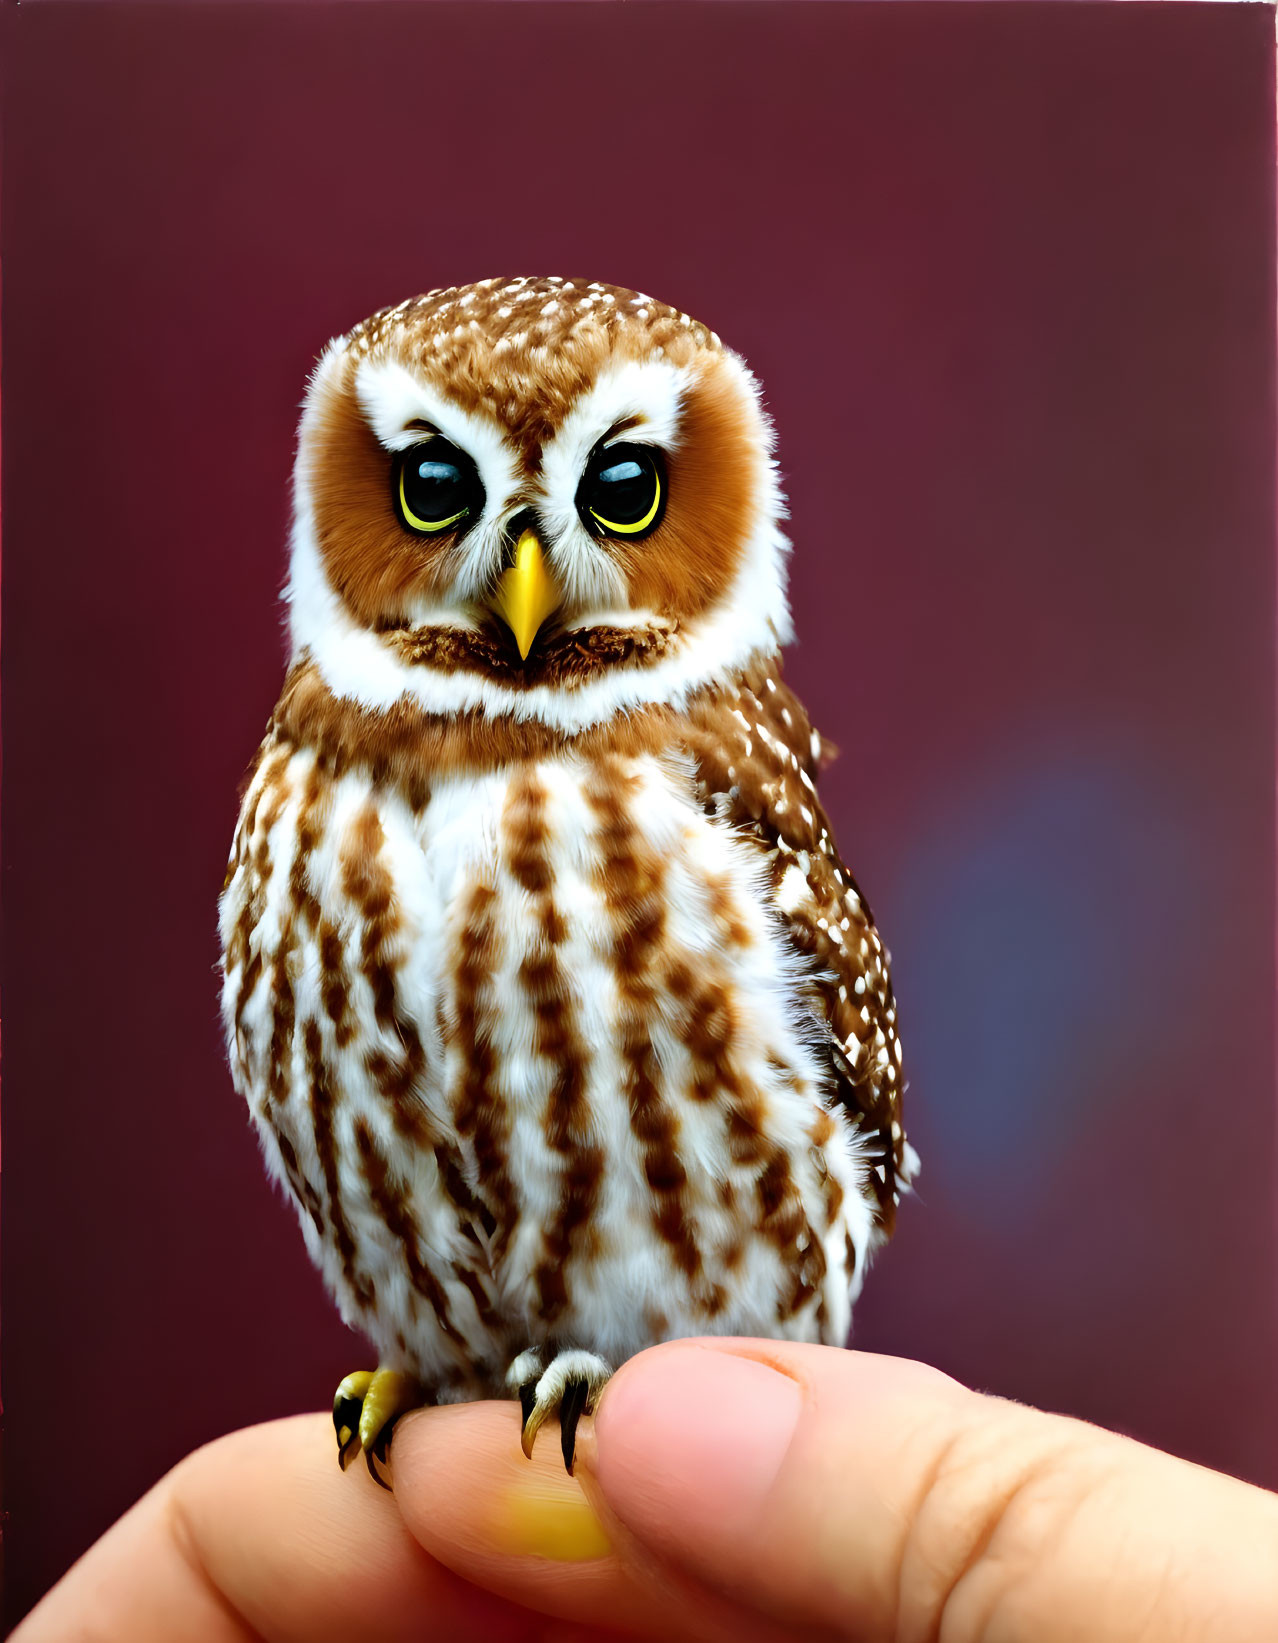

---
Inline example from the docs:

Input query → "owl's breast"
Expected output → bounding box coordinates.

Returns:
[419,747,873,1350]
[222,736,875,1386]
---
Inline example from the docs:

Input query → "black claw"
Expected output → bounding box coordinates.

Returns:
[364,1417,399,1492]
[364,1450,394,1491]
[334,1396,364,1469]
[364,1440,394,1491]
[519,1380,538,1430]
[559,1378,590,1475]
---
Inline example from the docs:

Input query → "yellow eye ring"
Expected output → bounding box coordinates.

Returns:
[589,467,662,536]
[398,464,470,533]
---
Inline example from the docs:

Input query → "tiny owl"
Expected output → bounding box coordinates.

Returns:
[219,277,917,1480]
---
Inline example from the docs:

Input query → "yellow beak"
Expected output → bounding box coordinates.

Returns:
[492,529,560,660]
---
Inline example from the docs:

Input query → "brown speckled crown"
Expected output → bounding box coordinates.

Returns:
[344,276,722,442]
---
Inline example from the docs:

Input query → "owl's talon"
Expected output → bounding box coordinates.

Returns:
[331,1367,420,1486]
[510,1349,612,1473]
[333,1370,375,1470]
[520,1398,550,1461]
[364,1429,396,1492]
[559,1376,591,1474]
[336,1422,359,1472]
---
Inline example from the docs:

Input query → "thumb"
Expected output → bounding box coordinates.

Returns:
[582,1337,1278,1643]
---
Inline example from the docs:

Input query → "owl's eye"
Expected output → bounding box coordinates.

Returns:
[395,440,484,535]
[577,442,665,539]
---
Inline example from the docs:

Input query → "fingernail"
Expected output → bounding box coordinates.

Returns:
[589,1347,803,1555]
[489,1469,612,1562]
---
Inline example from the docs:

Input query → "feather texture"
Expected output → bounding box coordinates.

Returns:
[220,276,913,1403]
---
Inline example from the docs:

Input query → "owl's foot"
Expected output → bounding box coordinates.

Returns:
[332,1367,421,1490]
[506,1348,612,1475]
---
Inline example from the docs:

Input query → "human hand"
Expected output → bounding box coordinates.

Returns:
[16,1338,1278,1641]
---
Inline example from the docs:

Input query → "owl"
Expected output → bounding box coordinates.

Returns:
[219,277,916,1483]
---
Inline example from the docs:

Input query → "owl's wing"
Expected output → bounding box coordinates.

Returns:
[682,659,913,1235]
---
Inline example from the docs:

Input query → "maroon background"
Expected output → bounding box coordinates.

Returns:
[4,0,1276,1625]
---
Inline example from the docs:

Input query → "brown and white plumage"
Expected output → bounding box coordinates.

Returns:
[219,277,915,1469]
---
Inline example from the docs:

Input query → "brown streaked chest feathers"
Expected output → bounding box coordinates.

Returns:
[254,650,909,1231]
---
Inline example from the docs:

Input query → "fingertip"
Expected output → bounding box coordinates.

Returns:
[389,1401,635,1622]
[589,1344,805,1553]
[391,1397,773,1640]
[393,1399,603,1565]
[582,1339,984,1637]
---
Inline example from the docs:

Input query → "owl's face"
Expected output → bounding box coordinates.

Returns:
[287,278,791,732]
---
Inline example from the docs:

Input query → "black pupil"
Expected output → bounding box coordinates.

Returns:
[402,445,474,524]
[588,447,656,524]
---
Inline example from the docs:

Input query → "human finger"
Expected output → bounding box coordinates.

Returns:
[390,1395,796,1641]
[584,1337,1278,1642]
[13,1412,541,1642]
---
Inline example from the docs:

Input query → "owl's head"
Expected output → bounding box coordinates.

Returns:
[287,277,791,733]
